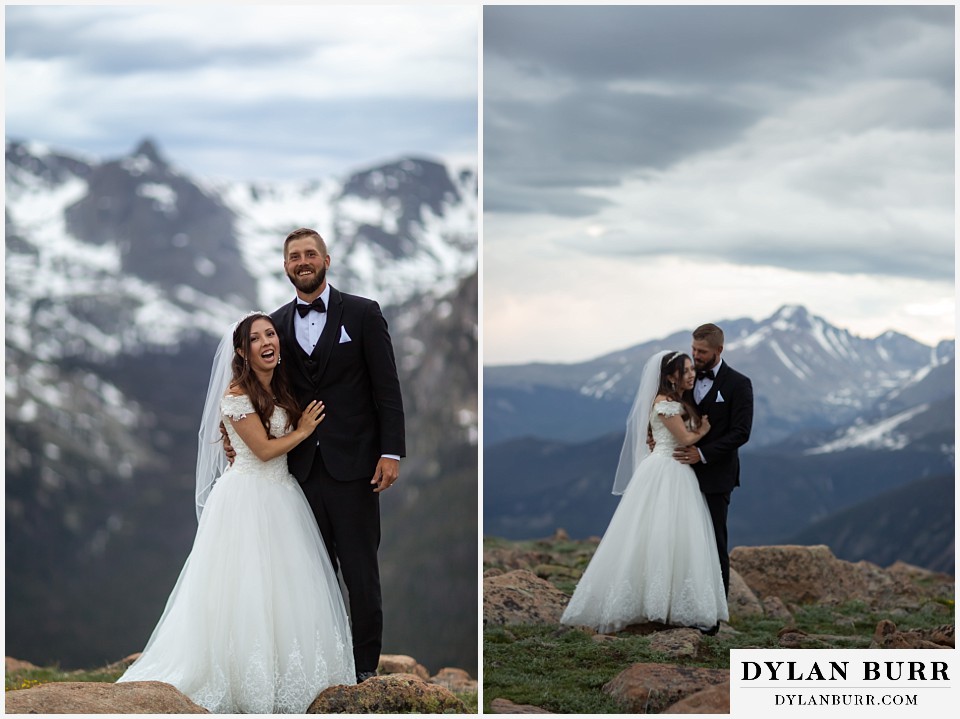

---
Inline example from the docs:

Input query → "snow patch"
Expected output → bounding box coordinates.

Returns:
[804,403,930,455]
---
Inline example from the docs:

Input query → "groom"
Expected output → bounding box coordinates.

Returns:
[273,227,405,682]
[674,323,753,609]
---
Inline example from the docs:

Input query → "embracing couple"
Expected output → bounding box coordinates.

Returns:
[118,228,405,712]
[561,323,753,635]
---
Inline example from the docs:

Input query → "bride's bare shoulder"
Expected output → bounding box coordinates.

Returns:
[224,382,245,397]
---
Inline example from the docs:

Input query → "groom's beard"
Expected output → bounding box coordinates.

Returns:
[287,265,326,294]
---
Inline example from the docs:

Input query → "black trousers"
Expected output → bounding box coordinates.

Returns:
[300,452,382,674]
[705,491,731,597]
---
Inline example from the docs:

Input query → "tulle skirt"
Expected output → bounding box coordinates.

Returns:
[118,465,355,713]
[561,453,728,633]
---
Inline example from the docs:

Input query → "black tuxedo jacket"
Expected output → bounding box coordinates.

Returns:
[688,361,753,495]
[272,286,405,483]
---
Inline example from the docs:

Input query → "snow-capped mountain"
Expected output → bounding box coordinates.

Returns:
[6,137,477,361]
[485,304,953,448]
[5,137,477,673]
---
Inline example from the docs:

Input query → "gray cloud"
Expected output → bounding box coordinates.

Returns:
[484,5,954,221]
[483,4,954,284]
[4,7,316,74]
[485,86,758,195]
[485,5,953,89]
[484,182,613,218]
[4,5,478,181]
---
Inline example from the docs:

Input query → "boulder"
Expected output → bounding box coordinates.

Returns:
[2,681,208,714]
[727,569,763,619]
[483,569,571,626]
[778,628,812,649]
[730,545,877,605]
[377,654,430,680]
[602,663,728,714]
[490,697,553,713]
[870,620,954,649]
[309,673,465,714]
[762,596,794,623]
[5,656,41,673]
[663,680,730,714]
[648,628,703,660]
[429,667,477,693]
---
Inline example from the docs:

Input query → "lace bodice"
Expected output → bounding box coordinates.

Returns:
[221,394,295,485]
[650,400,690,456]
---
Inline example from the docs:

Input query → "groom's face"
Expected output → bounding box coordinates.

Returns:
[691,339,721,371]
[284,237,330,295]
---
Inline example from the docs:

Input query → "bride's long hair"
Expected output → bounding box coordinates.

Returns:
[657,351,702,428]
[229,313,301,437]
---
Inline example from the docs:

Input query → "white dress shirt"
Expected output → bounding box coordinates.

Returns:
[694,358,723,405]
[293,284,331,355]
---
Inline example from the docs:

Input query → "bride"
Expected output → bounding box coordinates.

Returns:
[117,312,355,712]
[560,350,728,634]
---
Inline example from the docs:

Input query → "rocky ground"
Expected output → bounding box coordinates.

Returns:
[3,653,478,714]
[483,532,955,714]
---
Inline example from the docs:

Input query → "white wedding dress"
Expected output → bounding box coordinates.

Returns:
[561,400,728,633]
[118,394,355,713]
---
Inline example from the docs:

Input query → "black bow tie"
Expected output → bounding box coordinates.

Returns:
[696,368,716,381]
[296,298,326,317]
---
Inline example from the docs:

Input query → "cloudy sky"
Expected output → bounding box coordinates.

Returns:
[484,5,955,364]
[5,4,478,181]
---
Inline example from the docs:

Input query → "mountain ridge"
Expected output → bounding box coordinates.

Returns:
[485,304,952,447]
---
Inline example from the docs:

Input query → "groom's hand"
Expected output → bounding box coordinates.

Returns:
[220,422,236,465]
[371,457,400,493]
[674,446,701,465]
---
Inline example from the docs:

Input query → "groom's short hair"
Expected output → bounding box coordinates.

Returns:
[284,227,328,259]
[693,323,724,348]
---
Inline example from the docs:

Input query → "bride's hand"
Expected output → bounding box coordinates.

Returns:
[296,400,326,436]
[699,415,711,436]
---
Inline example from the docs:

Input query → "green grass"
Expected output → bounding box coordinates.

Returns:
[5,664,126,692]
[456,690,478,713]
[482,598,955,713]
[484,536,954,713]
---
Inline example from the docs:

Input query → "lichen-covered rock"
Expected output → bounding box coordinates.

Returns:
[663,680,730,714]
[377,654,430,680]
[648,628,703,660]
[870,620,954,649]
[762,595,794,623]
[490,697,553,713]
[603,662,728,714]
[729,546,953,611]
[5,656,41,673]
[483,569,570,626]
[429,667,477,692]
[2,681,208,714]
[308,673,466,714]
[727,568,763,619]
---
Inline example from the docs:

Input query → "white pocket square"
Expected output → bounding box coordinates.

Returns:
[339,326,352,344]
[715,391,725,403]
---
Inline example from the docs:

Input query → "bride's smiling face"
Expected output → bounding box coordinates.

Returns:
[243,318,280,373]
[677,358,696,391]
